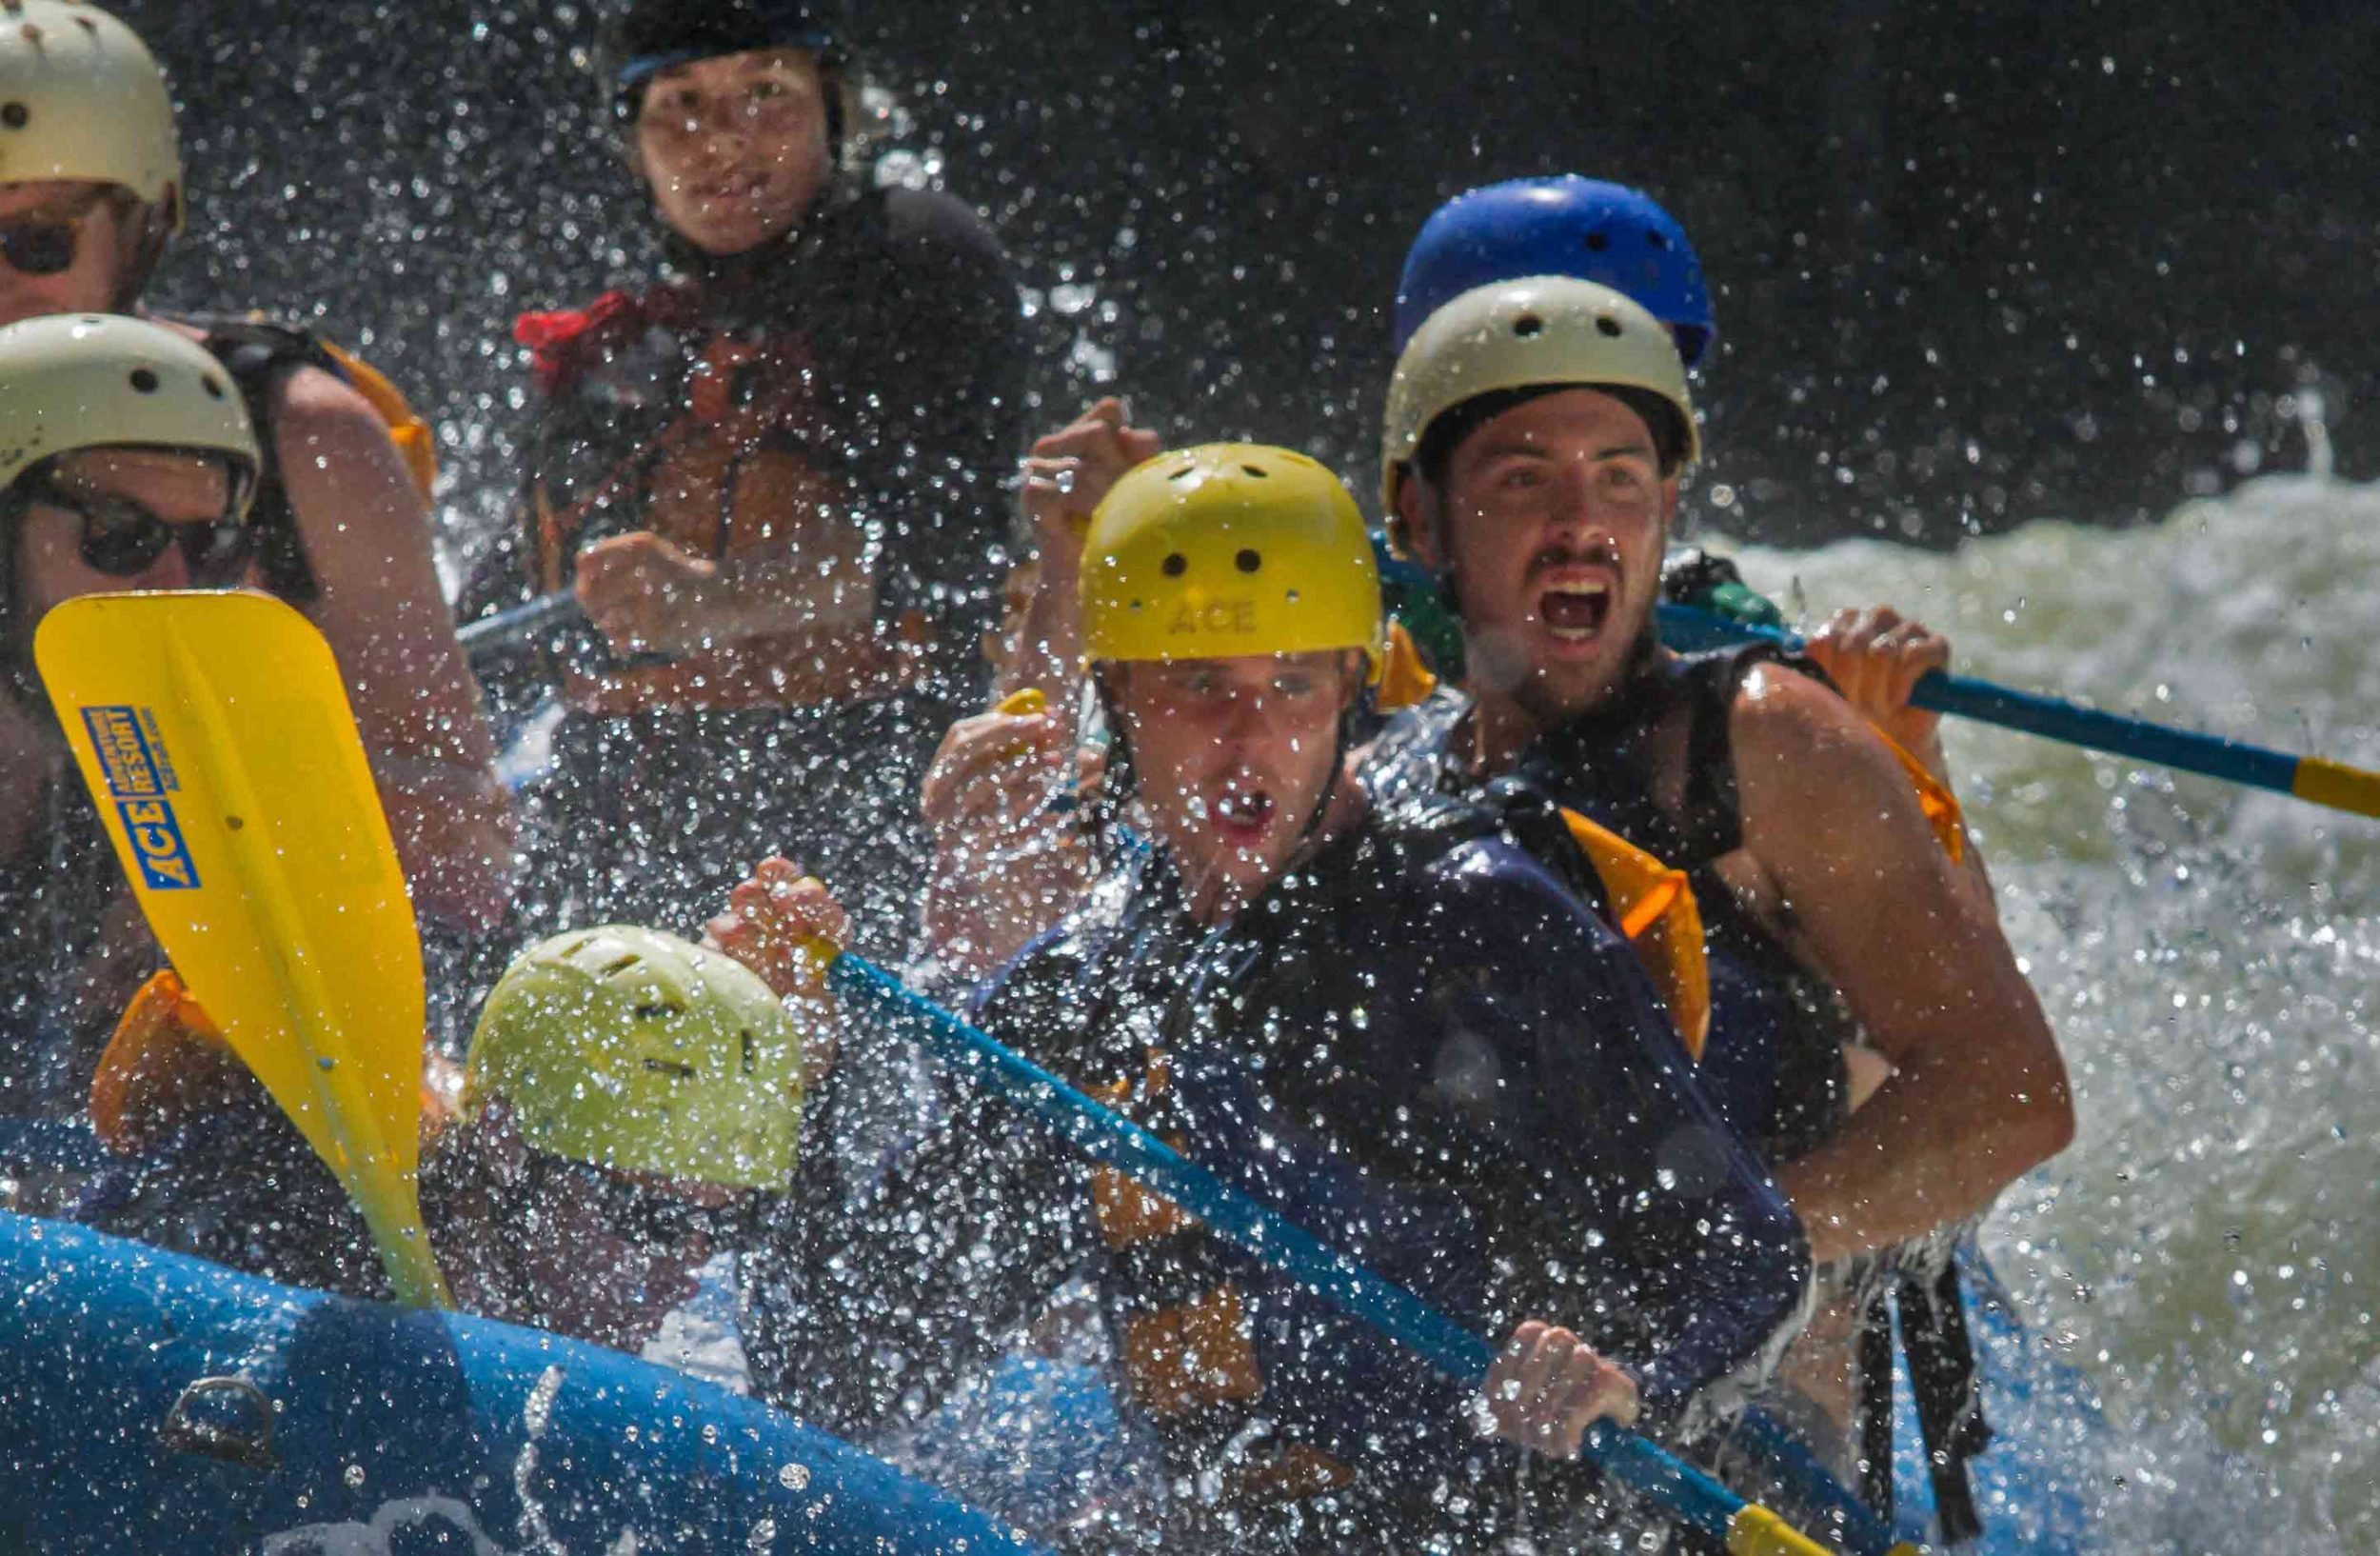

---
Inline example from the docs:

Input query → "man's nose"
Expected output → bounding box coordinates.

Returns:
[1539,465,1611,547]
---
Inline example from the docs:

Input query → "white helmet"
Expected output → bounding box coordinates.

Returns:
[1380,275,1699,530]
[0,313,257,498]
[0,2,182,224]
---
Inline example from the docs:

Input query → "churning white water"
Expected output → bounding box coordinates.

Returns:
[1724,471,2380,1550]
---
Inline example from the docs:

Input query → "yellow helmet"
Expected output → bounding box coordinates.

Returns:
[463,925,811,1192]
[1379,275,1699,522]
[0,3,182,223]
[1080,443,1383,684]
[0,313,257,499]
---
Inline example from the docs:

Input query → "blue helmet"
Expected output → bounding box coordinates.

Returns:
[1392,176,1716,368]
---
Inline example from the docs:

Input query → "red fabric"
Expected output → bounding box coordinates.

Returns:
[512,289,645,395]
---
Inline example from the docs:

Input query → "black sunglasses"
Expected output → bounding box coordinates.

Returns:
[525,1149,761,1250]
[0,189,116,277]
[0,215,78,276]
[22,464,253,584]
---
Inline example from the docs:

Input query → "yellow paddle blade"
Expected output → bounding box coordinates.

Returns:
[35,591,449,1308]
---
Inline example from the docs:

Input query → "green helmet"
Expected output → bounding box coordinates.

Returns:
[464,926,810,1192]
[0,2,182,221]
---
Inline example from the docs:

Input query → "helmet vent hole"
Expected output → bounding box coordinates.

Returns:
[1284,588,1302,604]
[598,953,642,976]
[631,1003,684,1022]
[1235,549,1262,573]
[1596,315,1624,338]
[202,375,227,400]
[1166,466,1196,482]
[0,103,26,131]
[1647,229,1671,249]
[1240,464,1269,479]
[1511,313,1545,339]
[1160,552,1188,578]
[1582,230,1609,252]
[129,369,161,394]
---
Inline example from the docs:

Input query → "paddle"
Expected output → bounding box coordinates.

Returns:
[1656,602,2380,821]
[810,947,1912,1556]
[33,591,452,1309]
[456,589,581,666]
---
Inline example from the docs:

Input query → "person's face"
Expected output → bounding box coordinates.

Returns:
[1110,650,1357,914]
[632,49,833,256]
[0,181,135,322]
[15,448,247,621]
[496,1149,751,1352]
[1401,388,1677,725]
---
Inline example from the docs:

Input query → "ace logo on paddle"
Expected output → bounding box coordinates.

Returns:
[80,705,201,891]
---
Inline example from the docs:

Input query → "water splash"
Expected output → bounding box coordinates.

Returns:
[1722,471,2380,1548]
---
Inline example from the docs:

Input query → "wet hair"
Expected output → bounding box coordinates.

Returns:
[1413,382,1689,490]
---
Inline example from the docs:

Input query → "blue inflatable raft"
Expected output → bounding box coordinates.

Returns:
[0,1209,1043,1555]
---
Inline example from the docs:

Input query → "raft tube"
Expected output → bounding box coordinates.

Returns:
[0,1209,1044,1555]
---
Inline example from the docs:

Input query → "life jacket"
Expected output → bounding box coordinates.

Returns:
[177,314,439,605]
[1507,644,1860,1160]
[89,969,452,1159]
[1377,646,1714,1058]
[510,286,922,716]
[1032,851,1472,1512]
[974,823,1732,1534]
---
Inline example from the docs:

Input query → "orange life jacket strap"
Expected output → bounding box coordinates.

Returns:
[1557,809,1712,1061]
[1377,619,1440,710]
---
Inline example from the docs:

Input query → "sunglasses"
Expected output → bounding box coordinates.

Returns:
[525,1149,760,1251]
[22,464,253,584]
[0,189,117,277]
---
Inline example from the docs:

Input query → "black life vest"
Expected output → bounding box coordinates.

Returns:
[1512,642,1856,1162]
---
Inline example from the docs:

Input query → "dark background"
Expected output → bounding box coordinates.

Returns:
[119,0,2379,554]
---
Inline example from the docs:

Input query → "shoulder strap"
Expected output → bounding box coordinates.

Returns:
[179,316,327,601]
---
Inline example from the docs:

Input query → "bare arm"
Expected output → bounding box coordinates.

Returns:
[1733,665,2072,1264]
[271,367,513,932]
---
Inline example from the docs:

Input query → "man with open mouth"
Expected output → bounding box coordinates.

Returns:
[721,444,1808,1551]
[1371,273,2072,1525]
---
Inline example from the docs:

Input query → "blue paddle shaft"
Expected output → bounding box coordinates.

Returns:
[825,953,1894,1552]
[1657,602,2303,793]
[456,591,582,658]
